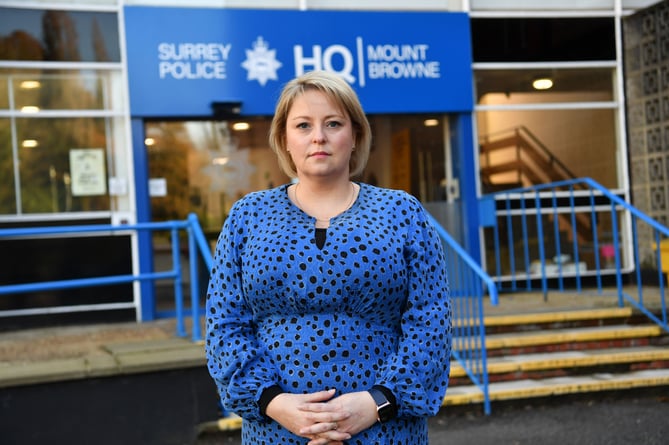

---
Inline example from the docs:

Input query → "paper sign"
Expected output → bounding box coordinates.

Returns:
[69,148,107,196]
[109,177,128,196]
[149,178,168,197]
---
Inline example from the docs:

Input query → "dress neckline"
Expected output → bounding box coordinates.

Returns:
[284,182,362,226]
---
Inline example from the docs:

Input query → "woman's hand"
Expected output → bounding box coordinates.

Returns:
[299,390,379,444]
[265,389,352,444]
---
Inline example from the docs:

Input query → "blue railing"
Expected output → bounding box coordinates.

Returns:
[0,213,213,342]
[1,210,498,414]
[483,177,669,333]
[426,213,499,416]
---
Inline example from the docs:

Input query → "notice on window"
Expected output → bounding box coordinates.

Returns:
[149,178,168,197]
[69,148,107,196]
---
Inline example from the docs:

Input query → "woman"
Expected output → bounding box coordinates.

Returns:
[205,70,452,444]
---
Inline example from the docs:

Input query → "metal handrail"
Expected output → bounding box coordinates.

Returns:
[480,126,581,191]
[186,213,215,341]
[1,209,499,413]
[0,213,213,341]
[426,212,499,415]
[484,177,669,333]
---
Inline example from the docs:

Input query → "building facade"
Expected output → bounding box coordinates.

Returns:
[0,0,663,328]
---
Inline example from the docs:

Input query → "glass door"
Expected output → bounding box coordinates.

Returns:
[144,118,287,313]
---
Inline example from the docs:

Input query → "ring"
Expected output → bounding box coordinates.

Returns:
[332,422,338,430]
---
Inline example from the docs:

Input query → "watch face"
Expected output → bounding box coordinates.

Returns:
[377,402,393,422]
[369,388,394,423]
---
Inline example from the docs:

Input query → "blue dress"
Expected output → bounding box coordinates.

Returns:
[205,183,452,444]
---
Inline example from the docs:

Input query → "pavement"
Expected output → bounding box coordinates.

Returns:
[195,390,669,445]
[428,389,669,445]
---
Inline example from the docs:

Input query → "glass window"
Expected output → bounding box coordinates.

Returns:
[146,120,282,232]
[0,8,120,62]
[476,67,620,190]
[475,68,615,103]
[0,76,8,109]
[0,68,125,216]
[14,117,111,214]
[8,71,113,111]
[477,108,619,191]
[367,115,448,202]
[471,18,616,62]
[0,118,17,214]
[1,69,122,112]
[145,114,450,231]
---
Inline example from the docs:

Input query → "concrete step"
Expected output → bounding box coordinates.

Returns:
[482,307,633,327]
[449,345,669,378]
[458,307,634,328]
[443,368,669,406]
[0,338,205,388]
[465,324,664,351]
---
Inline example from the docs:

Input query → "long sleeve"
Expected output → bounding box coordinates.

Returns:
[373,193,452,418]
[204,199,280,422]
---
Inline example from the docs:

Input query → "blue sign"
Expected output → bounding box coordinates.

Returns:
[124,7,474,117]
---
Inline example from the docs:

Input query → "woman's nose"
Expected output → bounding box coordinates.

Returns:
[312,126,326,143]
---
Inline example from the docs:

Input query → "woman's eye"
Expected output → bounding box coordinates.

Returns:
[326,121,341,128]
[296,122,310,129]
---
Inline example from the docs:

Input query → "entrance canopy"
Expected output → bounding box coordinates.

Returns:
[124,7,474,117]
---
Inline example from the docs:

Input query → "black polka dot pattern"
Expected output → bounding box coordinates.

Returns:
[205,182,452,444]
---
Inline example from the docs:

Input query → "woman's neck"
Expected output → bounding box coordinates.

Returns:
[291,180,358,227]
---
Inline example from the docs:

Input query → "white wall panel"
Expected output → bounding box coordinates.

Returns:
[9,0,660,13]
[470,0,615,10]
[622,0,664,8]
[122,0,299,7]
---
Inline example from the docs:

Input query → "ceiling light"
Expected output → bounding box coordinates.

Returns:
[424,119,439,127]
[532,77,553,90]
[20,80,41,89]
[21,139,38,148]
[232,122,250,131]
[21,106,40,113]
[144,137,155,146]
[213,157,229,165]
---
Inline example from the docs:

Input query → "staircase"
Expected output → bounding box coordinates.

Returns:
[444,298,669,409]
[479,126,580,194]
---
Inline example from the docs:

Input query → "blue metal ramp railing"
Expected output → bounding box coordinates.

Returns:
[483,177,668,333]
[1,211,498,415]
[426,213,499,416]
[0,213,213,342]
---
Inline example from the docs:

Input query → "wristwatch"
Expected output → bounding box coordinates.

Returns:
[368,387,394,423]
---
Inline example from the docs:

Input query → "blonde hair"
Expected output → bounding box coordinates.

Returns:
[269,71,372,179]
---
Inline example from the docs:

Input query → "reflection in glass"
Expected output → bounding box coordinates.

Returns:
[0,8,120,62]
[16,117,110,213]
[146,120,284,233]
[0,119,17,214]
[475,67,619,191]
[11,72,111,111]
[145,115,450,232]
[368,115,447,202]
[477,109,618,191]
[475,68,615,102]
[0,77,8,109]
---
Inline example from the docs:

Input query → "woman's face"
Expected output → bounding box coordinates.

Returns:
[285,89,355,181]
